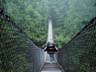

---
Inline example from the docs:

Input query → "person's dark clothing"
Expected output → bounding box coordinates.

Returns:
[44,43,57,54]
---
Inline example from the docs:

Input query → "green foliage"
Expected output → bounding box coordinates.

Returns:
[47,0,96,48]
[3,0,96,48]
[4,0,48,47]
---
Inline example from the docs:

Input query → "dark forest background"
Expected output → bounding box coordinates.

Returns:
[1,0,96,48]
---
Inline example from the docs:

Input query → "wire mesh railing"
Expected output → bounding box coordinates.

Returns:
[58,17,96,72]
[0,8,44,72]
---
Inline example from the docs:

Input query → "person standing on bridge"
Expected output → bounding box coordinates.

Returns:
[44,42,58,63]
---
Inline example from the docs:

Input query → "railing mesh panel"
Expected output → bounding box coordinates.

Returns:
[58,17,96,72]
[0,9,44,72]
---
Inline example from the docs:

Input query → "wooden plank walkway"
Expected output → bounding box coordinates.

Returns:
[41,63,64,72]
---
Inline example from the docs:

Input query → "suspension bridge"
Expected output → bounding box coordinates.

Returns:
[41,19,64,72]
[0,6,96,72]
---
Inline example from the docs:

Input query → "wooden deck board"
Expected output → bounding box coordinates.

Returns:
[41,63,64,72]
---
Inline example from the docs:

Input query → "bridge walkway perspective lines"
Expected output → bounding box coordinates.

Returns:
[41,52,64,72]
[41,63,64,72]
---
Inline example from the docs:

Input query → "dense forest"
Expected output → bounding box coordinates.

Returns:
[0,0,96,72]
[2,0,96,48]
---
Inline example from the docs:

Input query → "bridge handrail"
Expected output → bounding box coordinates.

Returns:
[0,8,44,72]
[58,17,96,72]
